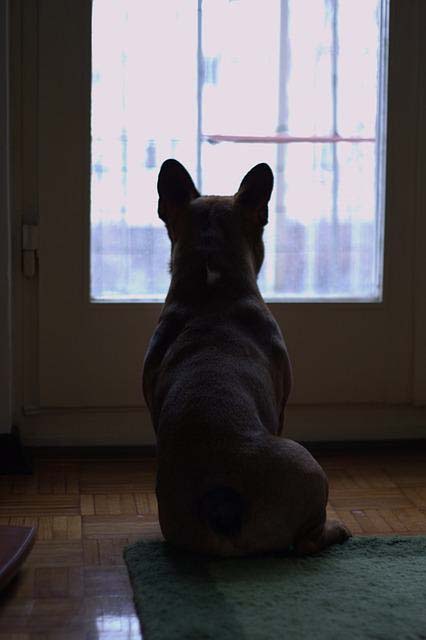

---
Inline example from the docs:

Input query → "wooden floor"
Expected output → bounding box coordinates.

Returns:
[0,446,426,639]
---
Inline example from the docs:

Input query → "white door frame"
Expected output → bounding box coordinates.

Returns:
[0,0,12,435]
[413,0,426,406]
[13,0,426,446]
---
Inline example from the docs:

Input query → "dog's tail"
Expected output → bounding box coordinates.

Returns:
[198,486,245,537]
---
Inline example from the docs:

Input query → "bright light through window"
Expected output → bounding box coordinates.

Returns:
[91,0,388,302]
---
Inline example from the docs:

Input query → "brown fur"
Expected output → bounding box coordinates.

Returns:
[143,159,351,556]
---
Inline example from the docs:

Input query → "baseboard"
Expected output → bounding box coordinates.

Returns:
[302,438,426,454]
[27,445,157,458]
[21,407,156,446]
[25,440,426,460]
[286,404,426,442]
[19,403,426,446]
[0,426,32,473]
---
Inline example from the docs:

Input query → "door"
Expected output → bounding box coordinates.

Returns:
[18,0,426,444]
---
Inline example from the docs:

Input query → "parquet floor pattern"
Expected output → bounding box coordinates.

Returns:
[0,447,425,639]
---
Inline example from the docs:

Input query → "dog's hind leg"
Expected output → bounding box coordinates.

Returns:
[294,519,352,556]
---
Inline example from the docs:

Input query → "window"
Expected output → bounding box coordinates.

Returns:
[91,0,389,302]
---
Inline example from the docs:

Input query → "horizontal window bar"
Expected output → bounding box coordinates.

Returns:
[204,134,376,144]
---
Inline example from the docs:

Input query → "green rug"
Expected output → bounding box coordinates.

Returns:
[124,536,426,639]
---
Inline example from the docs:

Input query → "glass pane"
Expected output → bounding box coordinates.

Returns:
[91,0,388,301]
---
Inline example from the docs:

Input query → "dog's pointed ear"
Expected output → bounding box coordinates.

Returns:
[157,159,200,230]
[235,163,274,226]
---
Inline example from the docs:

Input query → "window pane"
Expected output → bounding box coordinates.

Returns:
[91,0,388,301]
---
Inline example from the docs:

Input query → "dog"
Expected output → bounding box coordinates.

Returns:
[143,159,351,556]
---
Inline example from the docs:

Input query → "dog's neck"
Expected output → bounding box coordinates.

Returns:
[167,248,260,305]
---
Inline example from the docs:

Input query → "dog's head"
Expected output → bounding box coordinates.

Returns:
[157,160,273,288]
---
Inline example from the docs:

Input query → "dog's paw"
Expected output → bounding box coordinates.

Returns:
[327,519,352,544]
[295,519,352,555]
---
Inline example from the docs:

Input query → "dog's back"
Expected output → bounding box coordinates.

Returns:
[152,298,291,554]
[143,160,350,556]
